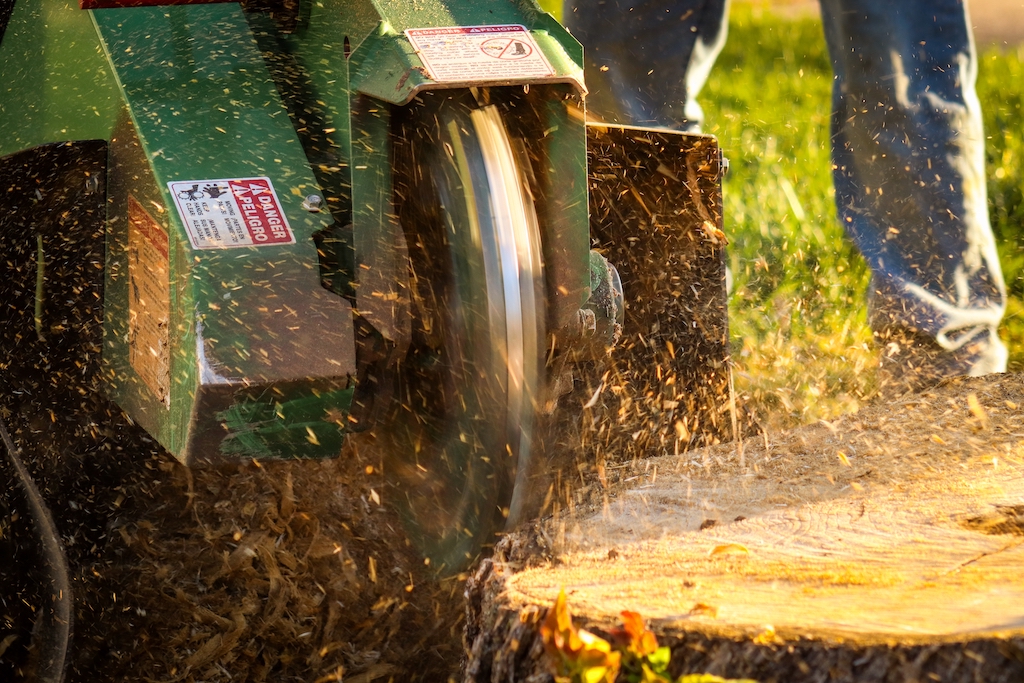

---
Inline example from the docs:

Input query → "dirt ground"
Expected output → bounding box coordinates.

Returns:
[18,344,1024,683]
[969,0,1024,45]
[749,0,1024,47]
[1,388,467,682]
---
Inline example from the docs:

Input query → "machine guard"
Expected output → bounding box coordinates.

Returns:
[585,124,732,451]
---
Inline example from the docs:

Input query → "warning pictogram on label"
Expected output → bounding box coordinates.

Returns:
[480,36,533,60]
[405,24,554,84]
[168,177,295,250]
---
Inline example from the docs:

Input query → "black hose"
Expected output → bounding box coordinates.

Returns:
[0,0,15,48]
[1,417,72,683]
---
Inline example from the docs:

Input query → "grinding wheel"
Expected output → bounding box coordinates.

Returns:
[387,91,545,572]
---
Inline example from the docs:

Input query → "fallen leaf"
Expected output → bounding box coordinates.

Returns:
[540,589,621,683]
[608,610,659,657]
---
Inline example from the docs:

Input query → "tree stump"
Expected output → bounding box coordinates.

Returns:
[465,373,1024,683]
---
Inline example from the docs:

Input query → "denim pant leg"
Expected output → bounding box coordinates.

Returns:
[563,0,730,130]
[820,0,1007,376]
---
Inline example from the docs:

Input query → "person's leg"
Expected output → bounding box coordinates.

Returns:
[563,0,730,131]
[819,0,1007,388]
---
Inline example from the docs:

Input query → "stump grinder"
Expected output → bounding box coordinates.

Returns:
[0,0,729,678]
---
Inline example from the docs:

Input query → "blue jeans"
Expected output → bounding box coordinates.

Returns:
[566,0,1007,379]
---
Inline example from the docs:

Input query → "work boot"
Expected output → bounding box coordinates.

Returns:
[874,325,1007,397]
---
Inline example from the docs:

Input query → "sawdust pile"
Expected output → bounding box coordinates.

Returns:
[549,372,1024,551]
[2,402,466,683]
[84,444,463,682]
[0,328,465,682]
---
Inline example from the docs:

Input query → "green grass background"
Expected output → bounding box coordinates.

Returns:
[541,1,1024,427]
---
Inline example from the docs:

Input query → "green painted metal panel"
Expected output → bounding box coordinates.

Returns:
[347,95,409,346]
[373,0,540,31]
[93,3,356,462]
[93,5,325,199]
[347,0,584,105]
[0,0,121,156]
[536,0,563,22]
[537,88,591,326]
[245,3,410,347]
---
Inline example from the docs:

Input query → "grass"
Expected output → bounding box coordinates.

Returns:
[978,46,1024,364]
[700,5,873,427]
[701,4,1024,428]
[539,0,1024,428]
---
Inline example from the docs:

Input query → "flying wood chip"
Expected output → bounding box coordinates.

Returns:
[709,543,749,556]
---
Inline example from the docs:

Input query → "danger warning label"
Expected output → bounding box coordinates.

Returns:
[168,177,295,250]
[405,24,554,84]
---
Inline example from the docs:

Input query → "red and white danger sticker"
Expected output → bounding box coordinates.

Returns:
[168,177,295,250]
[405,25,554,84]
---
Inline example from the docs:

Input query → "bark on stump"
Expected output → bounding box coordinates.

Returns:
[465,373,1024,683]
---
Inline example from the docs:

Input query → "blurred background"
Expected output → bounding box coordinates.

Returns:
[540,0,1024,430]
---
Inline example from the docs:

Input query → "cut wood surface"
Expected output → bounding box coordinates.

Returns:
[465,373,1024,682]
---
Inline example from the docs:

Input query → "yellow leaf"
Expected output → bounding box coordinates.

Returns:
[836,451,850,466]
[540,590,621,683]
[752,624,778,645]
